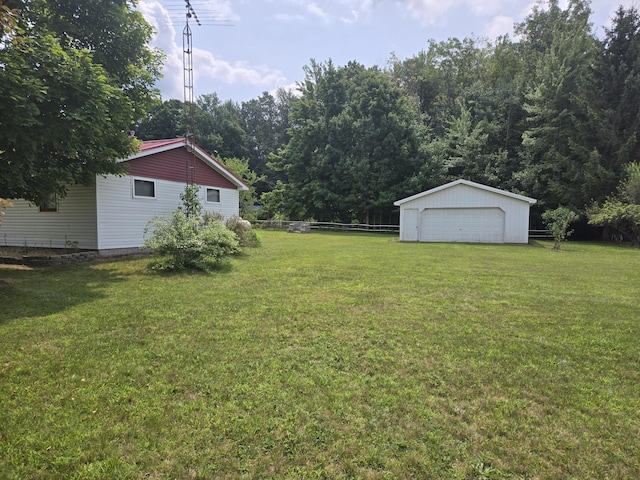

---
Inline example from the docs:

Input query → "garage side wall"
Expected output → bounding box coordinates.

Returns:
[399,184,531,243]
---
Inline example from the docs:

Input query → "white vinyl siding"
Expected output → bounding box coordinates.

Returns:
[396,182,534,244]
[96,175,240,250]
[2,184,98,249]
[2,175,241,253]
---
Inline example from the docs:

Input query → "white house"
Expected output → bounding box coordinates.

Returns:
[1,138,248,255]
[394,179,537,244]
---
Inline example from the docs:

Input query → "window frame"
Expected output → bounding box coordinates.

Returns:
[132,178,157,199]
[206,187,221,204]
[38,195,58,212]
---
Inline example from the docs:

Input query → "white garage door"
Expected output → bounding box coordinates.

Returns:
[420,208,505,243]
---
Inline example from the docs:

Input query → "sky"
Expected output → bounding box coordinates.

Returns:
[137,0,637,104]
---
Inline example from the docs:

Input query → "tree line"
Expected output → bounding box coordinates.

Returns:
[2,0,639,237]
[136,0,640,230]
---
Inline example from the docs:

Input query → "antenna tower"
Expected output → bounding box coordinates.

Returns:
[183,0,200,185]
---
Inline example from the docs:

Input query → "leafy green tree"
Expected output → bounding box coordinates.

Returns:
[270,60,428,223]
[541,207,580,250]
[0,0,17,36]
[588,202,640,245]
[619,162,640,204]
[390,38,492,137]
[259,180,288,220]
[588,163,640,245]
[429,99,508,185]
[135,99,185,140]
[221,157,263,220]
[0,0,163,204]
[179,184,203,219]
[390,36,526,192]
[196,94,247,159]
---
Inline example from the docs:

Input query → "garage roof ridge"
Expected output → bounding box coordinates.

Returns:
[394,179,537,206]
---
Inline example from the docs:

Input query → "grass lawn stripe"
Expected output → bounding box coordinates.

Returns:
[1,231,639,478]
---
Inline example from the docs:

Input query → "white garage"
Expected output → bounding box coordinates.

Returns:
[394,179,537,244]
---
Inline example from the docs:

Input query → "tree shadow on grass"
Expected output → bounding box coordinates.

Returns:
[0,260,130,325]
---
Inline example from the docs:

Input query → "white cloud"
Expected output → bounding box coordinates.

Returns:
[269,0,379,24]
[401,0,512,23]
[306,3,330,22]
[268,82,302,99]
[484,15,516,41]
[195,50,287,87]
[467,0,506,17]
[139,0,288,100]
[402,0,463,23]
[274,13,306,22]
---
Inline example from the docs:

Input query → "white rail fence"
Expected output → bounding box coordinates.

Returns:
[255,220,550,238]
[254,220,399,233]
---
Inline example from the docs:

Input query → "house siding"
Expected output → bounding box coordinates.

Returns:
[96,174,240,250]
[2,184,98,249]
[1,141,244,253]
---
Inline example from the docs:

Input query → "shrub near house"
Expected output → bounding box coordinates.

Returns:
[144,185,258,272]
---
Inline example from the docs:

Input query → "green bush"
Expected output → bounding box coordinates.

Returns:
[588,162,640,246]
[143,210,239,271]
[202,211,225,224]
[542,206,580,250]
[225,215,261,248]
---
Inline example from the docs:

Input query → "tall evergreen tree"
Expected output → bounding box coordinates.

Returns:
[240,89,293,194]
[517,0,601,209]
[591,6,640,193]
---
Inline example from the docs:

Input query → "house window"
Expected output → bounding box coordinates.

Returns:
[39,195,58,212]
[133,179,156,198]
[206,188,220,203]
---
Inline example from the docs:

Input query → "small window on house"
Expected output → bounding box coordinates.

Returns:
[133,179,156,198]
[39,195,58,212]
[206,188,220,203]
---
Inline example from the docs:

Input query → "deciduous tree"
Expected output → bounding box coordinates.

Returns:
[270,60,428,223]
[588,163,640,245]
[0,0,163,204]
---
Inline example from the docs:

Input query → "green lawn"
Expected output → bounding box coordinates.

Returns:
[1,231,639,479]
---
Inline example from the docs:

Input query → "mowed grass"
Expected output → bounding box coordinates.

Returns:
[1,231,639,479]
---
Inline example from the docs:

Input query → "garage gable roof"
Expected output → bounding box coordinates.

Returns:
[394,179,537,206]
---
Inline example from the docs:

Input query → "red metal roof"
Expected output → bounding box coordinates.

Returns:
[139,138,186,151]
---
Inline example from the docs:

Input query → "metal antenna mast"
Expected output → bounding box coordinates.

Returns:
[183,0,200,185]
